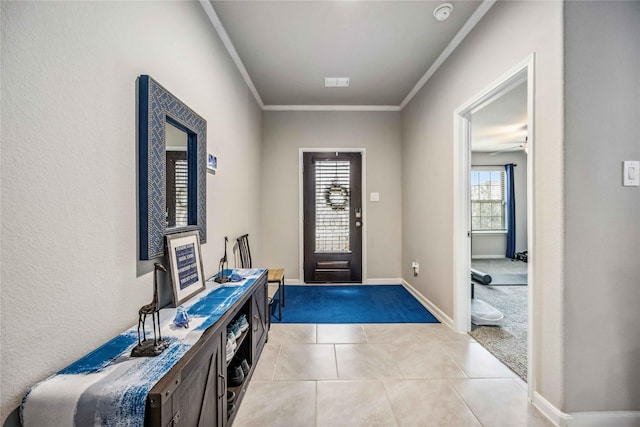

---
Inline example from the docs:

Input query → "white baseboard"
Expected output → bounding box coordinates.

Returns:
[533,392,570,426]
[285,277,402,285]
[400,279,455,330]
[533,392,640,427]
[282,278,402,285]
[365,278,403,285]
[471,255,506,259]
[565,411,640,427]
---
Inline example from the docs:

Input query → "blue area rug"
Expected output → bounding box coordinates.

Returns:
[270,285,439,324]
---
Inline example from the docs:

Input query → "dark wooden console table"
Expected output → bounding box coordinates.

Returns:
[20,269,269,427]
[146,270,269,426]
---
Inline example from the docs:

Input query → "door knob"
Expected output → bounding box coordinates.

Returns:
[355,221,361,227]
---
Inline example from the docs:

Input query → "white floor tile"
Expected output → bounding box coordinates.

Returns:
[237,324,546,426]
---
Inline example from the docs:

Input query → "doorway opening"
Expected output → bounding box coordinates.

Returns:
[453,54,535,394]
[468,79,529,381]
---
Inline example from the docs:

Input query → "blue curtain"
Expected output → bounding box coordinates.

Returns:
[505,164,516,259]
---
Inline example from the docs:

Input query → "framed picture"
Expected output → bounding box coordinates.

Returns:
[207,153,217,173]
[166,230,206,306]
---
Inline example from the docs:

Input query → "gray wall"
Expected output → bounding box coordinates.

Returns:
[564,1,640,412]
[1,1,262,421]
[401,0,564,409]
[471,151,528,258]
[261,111,402,281]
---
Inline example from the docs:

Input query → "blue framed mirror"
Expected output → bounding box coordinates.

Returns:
[138,75,206,260]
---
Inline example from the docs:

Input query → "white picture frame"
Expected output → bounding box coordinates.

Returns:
[166,230,206,306]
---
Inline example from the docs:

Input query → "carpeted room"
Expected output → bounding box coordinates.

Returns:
[470,258,528,380]
[467,136,530,380]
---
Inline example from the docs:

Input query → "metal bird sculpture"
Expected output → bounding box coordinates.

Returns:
[215,236,231,283]
[132,263,169,357]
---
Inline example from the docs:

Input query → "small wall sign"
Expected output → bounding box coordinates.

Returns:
[207,153,217,174]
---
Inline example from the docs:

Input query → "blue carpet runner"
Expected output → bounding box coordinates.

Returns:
[270,285,439,324]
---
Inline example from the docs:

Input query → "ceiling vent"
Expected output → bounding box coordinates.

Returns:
[433,3,453,21]
[325,77,350,88]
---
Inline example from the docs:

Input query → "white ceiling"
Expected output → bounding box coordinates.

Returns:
[206,1,488,108]
[471,81,528,153]
[202,1,523,150]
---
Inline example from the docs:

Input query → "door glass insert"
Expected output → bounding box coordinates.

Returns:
[315,159,350,253]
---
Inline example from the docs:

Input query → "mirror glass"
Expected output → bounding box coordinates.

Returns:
[165,122,189,229]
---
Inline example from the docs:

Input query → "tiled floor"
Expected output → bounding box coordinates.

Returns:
[233,323,552,427]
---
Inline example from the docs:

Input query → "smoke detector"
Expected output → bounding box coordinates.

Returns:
[433,3,453,21]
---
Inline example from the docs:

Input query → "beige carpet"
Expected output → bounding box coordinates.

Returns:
[469,258,528,380]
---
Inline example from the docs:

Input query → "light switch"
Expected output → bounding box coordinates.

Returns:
[623,160,639,186]
[370,192,380,202]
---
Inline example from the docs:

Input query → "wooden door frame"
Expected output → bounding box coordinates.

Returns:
[453,53,536,398]
[298,148,367,283]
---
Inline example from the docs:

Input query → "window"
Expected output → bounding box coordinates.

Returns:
[166,152,188,228]
[471,169,505,231]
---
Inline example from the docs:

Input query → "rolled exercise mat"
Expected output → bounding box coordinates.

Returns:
[471,268,492,285]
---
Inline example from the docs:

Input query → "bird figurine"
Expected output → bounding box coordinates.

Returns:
[214,236,231,283]
[132,263,169,357]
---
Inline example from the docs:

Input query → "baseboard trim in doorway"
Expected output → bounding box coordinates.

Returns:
[471,255,506,259]
[533,392,569,426]
[532,392,640,427]
[401,279,455,329]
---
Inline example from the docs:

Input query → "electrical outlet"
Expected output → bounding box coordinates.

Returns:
[412,261,420,275]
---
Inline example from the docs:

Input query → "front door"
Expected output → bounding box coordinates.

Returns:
[303,152,362,283]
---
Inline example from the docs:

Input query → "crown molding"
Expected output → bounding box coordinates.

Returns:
[199,0,264,109]
[263,105,400,112]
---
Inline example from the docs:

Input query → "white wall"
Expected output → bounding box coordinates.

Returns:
[401,0,564,410]
[0,1,262,422]
[471,151,528,258]
[261,111,402,281]
[564,1,640,412]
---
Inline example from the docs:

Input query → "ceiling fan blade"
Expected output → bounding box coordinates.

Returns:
[488,140,528,156]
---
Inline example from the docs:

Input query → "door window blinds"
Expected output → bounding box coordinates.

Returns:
[315,160,351,253]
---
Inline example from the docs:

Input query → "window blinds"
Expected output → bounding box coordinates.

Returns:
[314,160,351,253]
